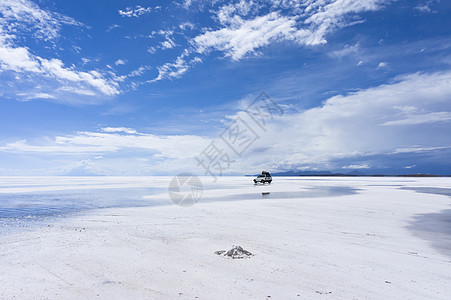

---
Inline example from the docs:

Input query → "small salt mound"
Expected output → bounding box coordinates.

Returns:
[215,245,253,259]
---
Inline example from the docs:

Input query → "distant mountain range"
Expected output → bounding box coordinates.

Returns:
[270,170,367,176]
[247,170,445,177]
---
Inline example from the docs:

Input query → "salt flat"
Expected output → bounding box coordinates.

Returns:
[1,176,450,299]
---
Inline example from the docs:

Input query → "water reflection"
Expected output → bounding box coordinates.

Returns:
[404,187,451,259]
[401,187,451,197]
[0,187,165,219]
[203,186,358,202]
[407,209,451,259]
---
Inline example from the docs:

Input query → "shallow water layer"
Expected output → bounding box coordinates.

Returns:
[408,208,451,259]
[403,186,451,259]
[401,187,451,197]
[203,186,358,202]
[0,187,165,220]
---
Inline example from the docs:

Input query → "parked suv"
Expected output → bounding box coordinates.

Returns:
[253,171,272,184]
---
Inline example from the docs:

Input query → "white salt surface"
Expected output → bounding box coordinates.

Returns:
[1,176,451,299]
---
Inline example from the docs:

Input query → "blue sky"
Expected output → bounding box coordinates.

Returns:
[0,0,451,176]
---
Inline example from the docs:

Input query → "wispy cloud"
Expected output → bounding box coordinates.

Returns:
[0,0,84,40]
[42,58,119,95]
[414,0,438,13]
[208,71,451,172]
[342,163,371,169]
[114,59,126,66]
[0,0,120,100]
[118,6,152,18]
[106,24,120,32]
[147,0,392,82]
[101,127,138,134]
[377,61,388,68]
[161,38,176,50]
[0,128,210,161]
[148,50,202,82]
[179,22,195,31]
[16,92,56,100]
[193,12,311,61]
[190,0,389,61]
[0,38,120,97]
[183,0,193,9]
[329,43,360,58]
[392,146,451,154]
[303,0,388,44]
[382,111,451,126]
[3,70,451,174]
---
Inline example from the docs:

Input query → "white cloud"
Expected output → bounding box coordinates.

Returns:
[128,66,150,77]
[114,59,126,66]
[392,146,451,154]
[56,86,97,96]
[150,57,188,82]
[107,24,121,32]
[0,129,210,163]
[154,30,174,38]
[0,40,120,96]
[193,12,311,61]
[0,39,41,72]
[183,0,193,9]
[342,163,370,169]
[118,6,152,18]
[148,46,157,54]
[216,0,258,25]
[16,92,56,100]
[304,0,388,44]
[3,71,451,174]
[414,1,437,13]
[179,22,195,31]
[0,0,119,99]
[215,71,451,171]
[329,43,360,58]
[142,0,391,83]
[40,58,119,96]
[148,50,202,82]
[191,0,389,61]
[377,61,388,68]
[382,112,451,126]
[415,5,431,13]
[0,0,84,40]
[145,29,178,53]
[101,127,138,134]
[161,38,176,49]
